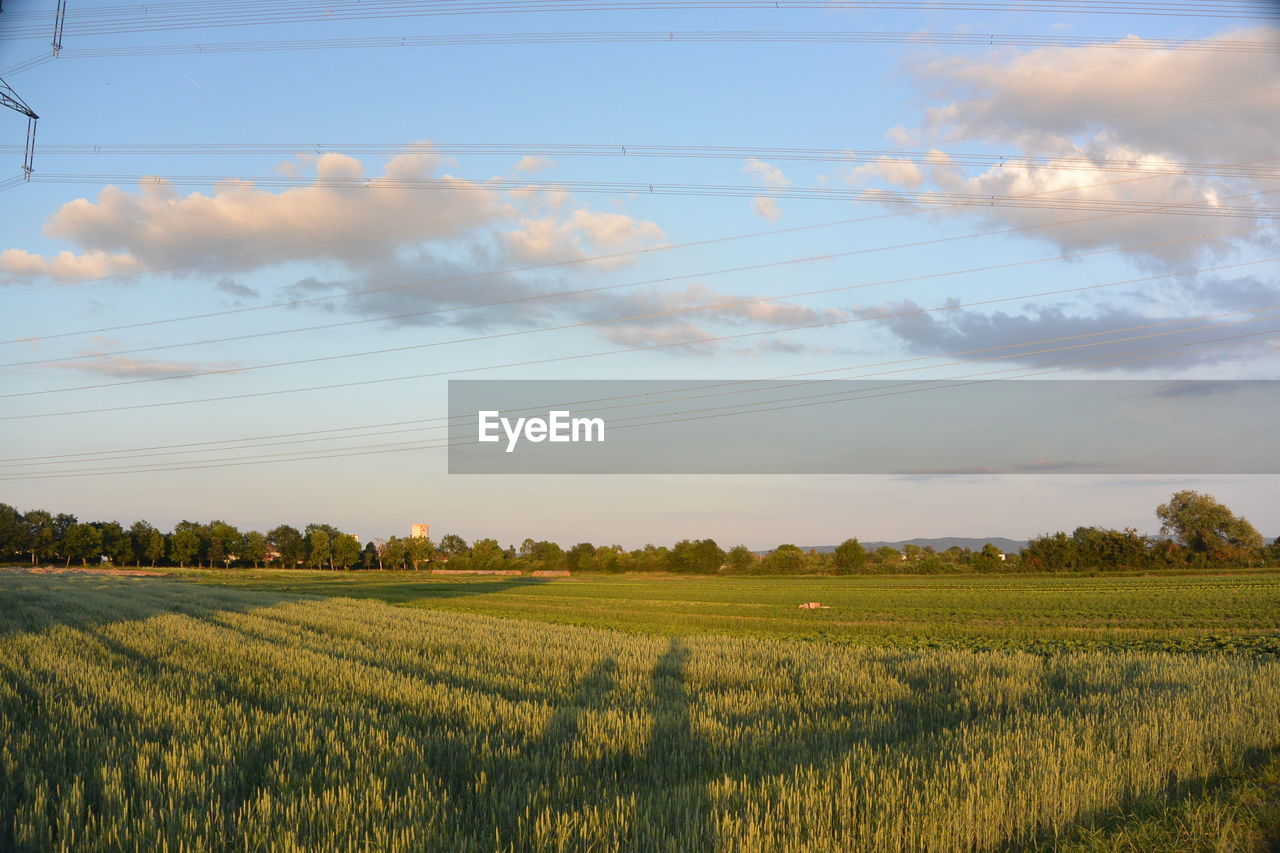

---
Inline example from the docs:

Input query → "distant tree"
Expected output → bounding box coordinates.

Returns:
[832,538,868,575]
[169,528,201,568]
[204,520,241,568]
[764,544,806,575]
[51,513,77,564]
[438,534,468,559]
[306,528,333,570]
[361,541,378,570]
[268,525,305,568]
[331,533,360,570]
[565,542,596,573]
[517,540,564,573]
[128,520,158,566]
[724,544,757,574]
[97,521,131,566]
[62,523,103,566]
[173,521,208,566]
[406,536,435,570]
[972,543,1005,573]
[242,531,268,568]
[669,539,723,574]
[380,537,407,571]
[0,503,25,561]
[1157,490,1263,563]
[593,545,622,574]
[872,546,903,570]
[468,538,506,571]
[145,528,166,567]
[22,510,55,564]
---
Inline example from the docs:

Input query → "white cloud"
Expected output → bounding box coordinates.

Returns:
[889,27,1280,269]
[504,208,665,266]
[744,158,792,221]
[754,197,782,222]
[39,354,241,379]
[0,248,140,284]
[2,147,664,291]
[514,155,556,173]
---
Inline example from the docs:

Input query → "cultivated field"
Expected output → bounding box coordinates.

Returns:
[2,572,1279,851]
[186,569,1280,653]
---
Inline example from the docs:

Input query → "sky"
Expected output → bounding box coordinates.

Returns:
[1,0,1278,548]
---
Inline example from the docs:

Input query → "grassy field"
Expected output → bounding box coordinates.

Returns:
[181,568,1280,654]
[2,570,1279,851]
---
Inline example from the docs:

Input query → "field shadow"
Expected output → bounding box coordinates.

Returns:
[206,573,552,606]
[0,573,302,635]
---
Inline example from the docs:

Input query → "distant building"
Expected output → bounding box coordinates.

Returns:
[411,523,430,539]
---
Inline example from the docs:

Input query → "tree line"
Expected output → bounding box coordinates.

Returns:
[0,491,1274,574]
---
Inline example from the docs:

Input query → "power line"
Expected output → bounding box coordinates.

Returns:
[15,30,1278,59]
[1,0,1272,41]
[5,201,1260,358]
[1,304,1273,469]
[1,228,1259,395]
[10,142,1279,180]
[1,254,1273,421]
[31,172,1280,218]
[5,316,1277,479]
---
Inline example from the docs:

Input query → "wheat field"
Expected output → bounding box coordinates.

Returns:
[2,572,1278,852]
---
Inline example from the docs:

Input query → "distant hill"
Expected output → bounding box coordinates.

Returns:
[782,537,1030,555]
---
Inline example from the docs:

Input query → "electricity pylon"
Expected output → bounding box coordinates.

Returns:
[0,76,38,179]
[52,0,67,56]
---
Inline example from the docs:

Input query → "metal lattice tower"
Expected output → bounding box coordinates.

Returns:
[0,76,39,179]
[52,0,68,56]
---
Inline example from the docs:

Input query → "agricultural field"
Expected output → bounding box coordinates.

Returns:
[184,568,1280,655]
[2,570,1280,851]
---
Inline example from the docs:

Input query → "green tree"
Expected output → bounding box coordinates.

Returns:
[872,546,903,571]
[51,513,77,565]
[468,538,506,571]
[406,537,435,571]
[331,533,361,570]
[242,531,268,568]
[97,521,132,566]
[173,521,208,566]
[832,538,868,575]
[206,520,241,568]
[268,525,305,568]
[169,528,201,568]
[128,520,158,566]
[306,527,333,570]
[1156,490,1263,563]
[438,534,468,559]
[724,544,757,574]
[764,544,806,575]
[972,542,1005,573]
[0,503,26,560]
[22,510,55,564]
[361,541,379,570]
[145,528,166,567]
[669,539,723,574]
[380,537,407,571]
[565,542,596,573]
[62,523,103,566]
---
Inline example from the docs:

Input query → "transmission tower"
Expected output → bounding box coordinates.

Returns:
[52,0,67,56]
[0,76,38,179]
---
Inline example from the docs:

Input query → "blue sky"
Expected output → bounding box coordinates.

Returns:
[1,0,1278,547]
